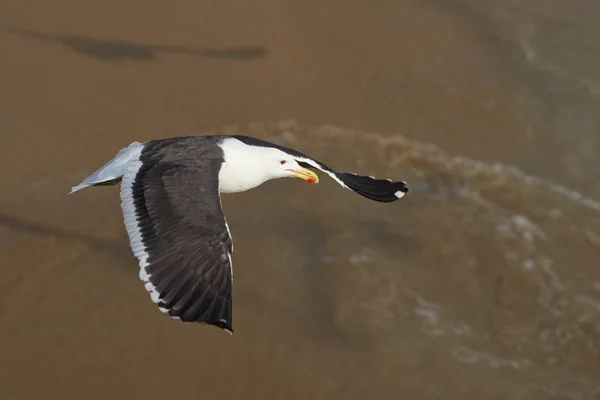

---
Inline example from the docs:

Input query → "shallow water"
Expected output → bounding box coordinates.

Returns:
[1,1,600,399]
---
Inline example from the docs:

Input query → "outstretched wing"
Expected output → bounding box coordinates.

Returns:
[294,158,408,202]
[119,139,234,333]
[231,135,409,202]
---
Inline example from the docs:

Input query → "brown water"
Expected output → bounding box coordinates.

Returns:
[1,1,600,399]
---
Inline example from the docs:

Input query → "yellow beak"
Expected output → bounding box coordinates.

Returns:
[289,167,319,184]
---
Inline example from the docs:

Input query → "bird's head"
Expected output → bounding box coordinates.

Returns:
[218,139,320,194]
[271,153,319,184]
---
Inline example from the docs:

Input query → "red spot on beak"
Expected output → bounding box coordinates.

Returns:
[307,177,316,184]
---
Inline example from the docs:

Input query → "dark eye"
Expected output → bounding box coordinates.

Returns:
[280,160,287,165]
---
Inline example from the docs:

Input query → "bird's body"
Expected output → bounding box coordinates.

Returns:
[70,135,408,334]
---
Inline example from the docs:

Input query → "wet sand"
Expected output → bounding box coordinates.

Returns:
[1,1,600,399]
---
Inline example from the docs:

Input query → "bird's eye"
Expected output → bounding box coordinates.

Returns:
[280,160,287,165]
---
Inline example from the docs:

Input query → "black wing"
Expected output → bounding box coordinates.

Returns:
[329,172,407,202]
[119,139,234,333]
[299,161,408,202]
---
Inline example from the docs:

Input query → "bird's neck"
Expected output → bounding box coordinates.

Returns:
[217,139,279,194]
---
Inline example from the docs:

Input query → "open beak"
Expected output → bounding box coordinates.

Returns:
[289,167,319,184]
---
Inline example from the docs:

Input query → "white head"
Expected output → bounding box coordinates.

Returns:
[218,138,319,193]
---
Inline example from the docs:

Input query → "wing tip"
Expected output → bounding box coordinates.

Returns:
[163,308,234,334]
[335,172,409,202]
[215,318,234,335]
[391,181,409,201]
[394,186,408,199]
[68,184,87,195]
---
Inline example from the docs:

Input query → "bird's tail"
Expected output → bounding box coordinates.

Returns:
[69,141,144,194]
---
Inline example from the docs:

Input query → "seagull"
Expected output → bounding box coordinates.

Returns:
[70,135,408,334]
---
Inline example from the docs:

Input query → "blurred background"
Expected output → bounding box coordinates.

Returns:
[1,1,600,399]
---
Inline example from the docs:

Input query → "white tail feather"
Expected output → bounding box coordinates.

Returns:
[69,141,144,194]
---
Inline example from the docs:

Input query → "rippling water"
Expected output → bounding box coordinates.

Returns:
[223,122,600,399]
[3,122,599,399]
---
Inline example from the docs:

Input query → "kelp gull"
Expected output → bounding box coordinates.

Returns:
[70,135,408,334]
